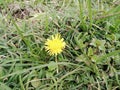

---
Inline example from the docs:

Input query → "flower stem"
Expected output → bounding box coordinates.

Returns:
[55,55,58,73]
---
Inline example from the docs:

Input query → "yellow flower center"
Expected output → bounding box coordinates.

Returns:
[45,34,66,56]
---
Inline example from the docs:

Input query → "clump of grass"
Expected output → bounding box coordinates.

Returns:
[0,0,120,90]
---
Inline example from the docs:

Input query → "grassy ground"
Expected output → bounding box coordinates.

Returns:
[0,0,120,90]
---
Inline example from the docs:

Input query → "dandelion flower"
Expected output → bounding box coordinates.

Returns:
[45,34,66,56]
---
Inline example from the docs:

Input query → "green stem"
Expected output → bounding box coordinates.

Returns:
[55,55,59,73]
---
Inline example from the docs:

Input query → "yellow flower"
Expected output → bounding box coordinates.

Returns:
[45,34,66,56]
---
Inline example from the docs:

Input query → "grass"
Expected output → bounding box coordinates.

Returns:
[0,0,120,90]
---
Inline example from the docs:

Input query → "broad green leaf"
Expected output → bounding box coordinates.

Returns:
[90,38,106,50]
[106,34,116,41]
[48,61,57,71]
[99,45,105,51]
[88,47,93,56]
[31,77,40,88]
[46,71,53,78]
[75,55,87,62]
[74,38,85,49]
[0,67,5,77]
[91,55,98,62]
[0,82,12,90]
